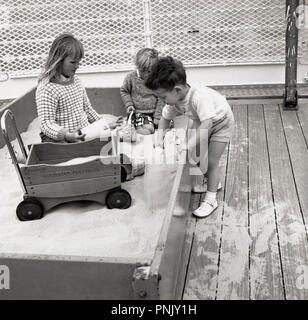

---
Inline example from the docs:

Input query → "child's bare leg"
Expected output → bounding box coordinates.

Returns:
[206,141,228,191]
[193,141,228,218]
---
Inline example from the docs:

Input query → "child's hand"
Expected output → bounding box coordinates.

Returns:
[127,105,135,114]
[109,117,123,129]
[65,130,86,142]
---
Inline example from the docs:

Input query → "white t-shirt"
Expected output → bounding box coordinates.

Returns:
[162,84,231,124]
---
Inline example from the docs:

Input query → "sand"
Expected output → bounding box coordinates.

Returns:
[0,117,179,260]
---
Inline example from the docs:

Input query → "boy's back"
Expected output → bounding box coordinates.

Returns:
[162,84,232,125]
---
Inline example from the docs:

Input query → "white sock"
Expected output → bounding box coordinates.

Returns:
[204,191,217,204]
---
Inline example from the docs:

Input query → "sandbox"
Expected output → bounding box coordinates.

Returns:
[0,88,192,300]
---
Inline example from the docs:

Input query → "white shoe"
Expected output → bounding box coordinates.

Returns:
[192,181,222,193]
[192,200,218,218]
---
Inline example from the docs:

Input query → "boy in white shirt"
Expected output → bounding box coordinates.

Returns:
[145,56,234,218]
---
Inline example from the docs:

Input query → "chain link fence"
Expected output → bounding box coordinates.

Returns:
[0,0,288,79]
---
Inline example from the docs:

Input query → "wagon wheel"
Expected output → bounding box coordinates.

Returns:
[16,198,44,221]
[106,189,131,209]
[121,166,127,183]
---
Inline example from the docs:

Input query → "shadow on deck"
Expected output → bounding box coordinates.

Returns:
[183,100,308,300]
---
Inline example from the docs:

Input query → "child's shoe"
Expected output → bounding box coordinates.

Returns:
[192,199,218,218]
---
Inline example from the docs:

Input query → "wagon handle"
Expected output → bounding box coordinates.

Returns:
[127,110,134,125]
[1,109,28,194]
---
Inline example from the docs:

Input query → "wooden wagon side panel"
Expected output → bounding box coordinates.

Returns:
[27,138,114,164]
[28,176,121,198]
[21,160,120,185]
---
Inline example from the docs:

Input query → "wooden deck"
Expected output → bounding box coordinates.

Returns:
[182,101,308,300]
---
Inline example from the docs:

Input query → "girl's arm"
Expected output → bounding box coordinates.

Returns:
[83,88,100,123]
[36,87,67,141]
[120,74,134,112]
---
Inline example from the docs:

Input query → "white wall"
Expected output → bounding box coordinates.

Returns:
[1,64,307,100]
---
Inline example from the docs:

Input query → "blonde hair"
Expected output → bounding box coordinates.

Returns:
[38,33,84,82]
[135,48,159,74]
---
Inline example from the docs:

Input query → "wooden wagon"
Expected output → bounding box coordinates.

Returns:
[1,109,133,221]
[0,88,193,299]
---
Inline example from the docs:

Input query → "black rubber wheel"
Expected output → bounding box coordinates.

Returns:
[121,166,127,183]
[16,198,44,221]
[106,189,132,209]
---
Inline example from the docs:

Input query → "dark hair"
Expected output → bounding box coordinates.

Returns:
[145,56,186,91]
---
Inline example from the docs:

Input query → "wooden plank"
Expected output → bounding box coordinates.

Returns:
[223,105,249,227]
[175,194,200,299]
[216,105,249,299]
[150,150,186,298]
[174,214,197,299]
[21,160,120,185]
[158,214,192,300]
[184,222,223,300]
[297,103,308,146]
[149,117,196,299]
[28,175,120,198]
[0,257,138,299]
[173,161,193,217]
[248,104,284,300]
[228,98,283,106]
[216,225,250,300]
[280,105,308,231]
[32,137,113,162]
[264,104,308,300]
[183,140,229,300]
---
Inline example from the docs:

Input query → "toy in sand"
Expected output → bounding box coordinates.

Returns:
[80,118,111,140]
[117,111,137,142]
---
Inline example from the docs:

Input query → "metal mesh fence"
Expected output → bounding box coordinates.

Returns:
[0,0,287,78]
[151,0,286,65]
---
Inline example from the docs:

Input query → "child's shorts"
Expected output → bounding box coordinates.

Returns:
[209,110,234,143]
